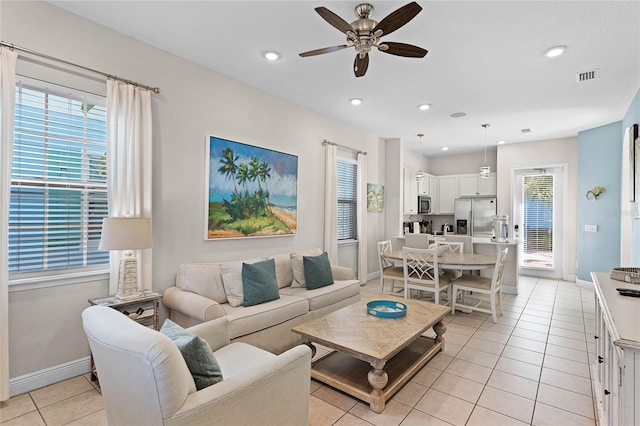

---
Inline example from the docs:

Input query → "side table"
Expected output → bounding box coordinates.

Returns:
[87,292,162,383]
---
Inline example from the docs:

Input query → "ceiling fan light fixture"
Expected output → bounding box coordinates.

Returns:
[544,45,566,58]
[262,51,280,61]
[418,104,431,111]
[350,98,363,106]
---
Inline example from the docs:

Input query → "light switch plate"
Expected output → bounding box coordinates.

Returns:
[585,224,598,232]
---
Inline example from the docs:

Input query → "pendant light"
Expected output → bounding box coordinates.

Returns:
[480,124,491,178]
[416,133,425,181]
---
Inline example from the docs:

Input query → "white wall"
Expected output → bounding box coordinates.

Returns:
[497,137,578,278]
[2,1,382,384]
[427,149,498,176]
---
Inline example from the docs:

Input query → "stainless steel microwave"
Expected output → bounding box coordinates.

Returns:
[418,196,431,214]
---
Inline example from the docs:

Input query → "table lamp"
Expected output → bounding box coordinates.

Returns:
[99,217,152,299]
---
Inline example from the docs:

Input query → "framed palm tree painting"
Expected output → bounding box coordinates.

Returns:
[205,136,298,239]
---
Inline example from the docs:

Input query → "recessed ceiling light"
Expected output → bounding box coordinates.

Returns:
[263,51,280,61]
[418,104,431,111]
[450,112,466,118]
[441,147,449,151]
[497,140,506,145]
[544,45,566,58]
[350,98,363,106]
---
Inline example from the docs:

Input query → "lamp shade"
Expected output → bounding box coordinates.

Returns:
[99,217,152,251]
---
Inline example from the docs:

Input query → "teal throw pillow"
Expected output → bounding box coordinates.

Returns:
[303,252,334,290]
[242,258,280,307]
[160,319,223,390]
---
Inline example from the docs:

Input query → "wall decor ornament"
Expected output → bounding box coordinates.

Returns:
[586,185,606,201]
[367,183,384,212]
[205,136,298,239]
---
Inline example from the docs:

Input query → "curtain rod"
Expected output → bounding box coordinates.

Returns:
[322,139,367,155]
[1,41,161,94]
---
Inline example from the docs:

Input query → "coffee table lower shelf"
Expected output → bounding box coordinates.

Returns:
[310,335,441,413]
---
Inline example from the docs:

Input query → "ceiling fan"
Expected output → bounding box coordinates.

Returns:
[299,2,428,78]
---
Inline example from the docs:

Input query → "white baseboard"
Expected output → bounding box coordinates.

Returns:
[368,271,380,281]
[576,278,594,289]
[10,357,91,397]
[566,274,577,282]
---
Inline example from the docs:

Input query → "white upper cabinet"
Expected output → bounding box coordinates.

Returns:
[437,175,458,214]
[403,167,418,214]
[459,173,497,196]
[417,173,432,196]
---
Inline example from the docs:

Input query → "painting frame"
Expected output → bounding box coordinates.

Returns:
[204,135,298,240]
[367,183,384,212]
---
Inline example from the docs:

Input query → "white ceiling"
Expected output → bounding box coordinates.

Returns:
[49,1,640,156]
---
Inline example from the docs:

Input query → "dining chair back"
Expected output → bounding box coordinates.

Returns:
[377,240,404,293]
[402,247,452,305]
[404,233,431,248]
[435,241,464,280]
[451,248,508,322]
[442,235,473,254]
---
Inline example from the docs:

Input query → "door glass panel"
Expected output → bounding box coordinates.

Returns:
[521,173,554,269]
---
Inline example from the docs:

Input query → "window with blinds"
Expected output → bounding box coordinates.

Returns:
[522,173,554,269]
[337,159,357,240]
[9,80,109,275]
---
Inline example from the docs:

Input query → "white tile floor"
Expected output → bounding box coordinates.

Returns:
[1,275,597,425]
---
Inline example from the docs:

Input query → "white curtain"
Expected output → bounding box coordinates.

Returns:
[324,143,338,263]
[106,79,153,294]
[357,152,368,284]
[0,47,17,402]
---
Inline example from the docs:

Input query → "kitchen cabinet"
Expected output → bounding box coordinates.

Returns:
[403,167,418,214]
[591,272,640,426]
[437,175,457,214]
[459,173,497,196]
[417,173,432,196]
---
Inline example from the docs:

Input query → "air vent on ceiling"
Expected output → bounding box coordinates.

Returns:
[521,128,531,134]
[576,68,600,82]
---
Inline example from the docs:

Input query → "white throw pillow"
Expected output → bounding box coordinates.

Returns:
[290,248,322,288]
[220,258,265,307]
[269,253,294,289]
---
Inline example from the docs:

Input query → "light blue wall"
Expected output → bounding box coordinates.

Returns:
[622,89,640,264]
[577,122,622,281]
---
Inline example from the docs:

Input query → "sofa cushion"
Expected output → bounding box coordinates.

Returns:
[242,259,280,307]
[222,295,308,339]
[290,248,322,287]
[279,279,360,312]
[176,263,227,304]
[159,319,223,390]
[213,342,277,379]
[221,257,265,307]
[269,253,293,289]
[303,252,334,290]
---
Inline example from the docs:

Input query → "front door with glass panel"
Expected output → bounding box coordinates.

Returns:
[512,166,565,279]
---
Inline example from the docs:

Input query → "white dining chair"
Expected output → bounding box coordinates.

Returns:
[451,248,508,322]
[435,241,464,280]
[404,233,431,248]
[402,247,452,305]
[377,240,404,293]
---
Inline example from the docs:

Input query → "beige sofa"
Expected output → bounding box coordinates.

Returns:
[163,249,360,354]
[83,305,311,425]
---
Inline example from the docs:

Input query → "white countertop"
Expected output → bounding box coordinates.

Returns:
[395,234,521,245]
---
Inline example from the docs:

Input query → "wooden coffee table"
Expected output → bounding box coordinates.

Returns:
[292,295,449,413]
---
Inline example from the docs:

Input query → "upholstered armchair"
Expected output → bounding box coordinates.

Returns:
[82,306,311,425]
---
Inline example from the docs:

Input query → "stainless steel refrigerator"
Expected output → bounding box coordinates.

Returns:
[454,197,497,236]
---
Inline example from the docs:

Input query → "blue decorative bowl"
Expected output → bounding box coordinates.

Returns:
[367,300,408,318]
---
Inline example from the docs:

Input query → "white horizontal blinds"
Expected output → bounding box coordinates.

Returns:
[9,81,108,274]
[522,173,554,269]
[336,159,357,240]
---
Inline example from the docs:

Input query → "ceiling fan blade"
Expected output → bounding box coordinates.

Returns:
[372,2,422,37]
[354,53,369,78]
[315,7,353,34]
[379,42,428,58]
[299,45,350,57]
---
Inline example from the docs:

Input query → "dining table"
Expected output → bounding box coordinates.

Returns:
[384,249,497,271]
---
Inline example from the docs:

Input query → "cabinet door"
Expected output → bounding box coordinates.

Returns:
[459,174,479,196]
[478,173,497,195]
[418,174,430,196]
[438,176,458,214]
[403,167,418,214]
[429,176,439,214]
